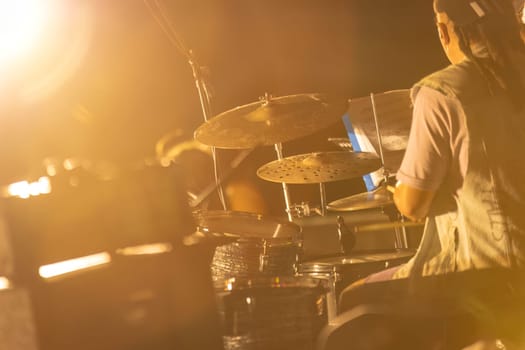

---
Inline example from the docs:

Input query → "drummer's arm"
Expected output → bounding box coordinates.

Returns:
[391,87,451,222]
[393,182,435,222]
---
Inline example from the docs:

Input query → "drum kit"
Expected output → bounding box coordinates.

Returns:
[184,91,421,349]
[134,5,420,348]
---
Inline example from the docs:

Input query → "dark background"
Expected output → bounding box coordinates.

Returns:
[0,0,448,215]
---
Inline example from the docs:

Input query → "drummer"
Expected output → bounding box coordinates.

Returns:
[339,0,525,343]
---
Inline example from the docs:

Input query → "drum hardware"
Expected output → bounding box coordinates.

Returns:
[257,150,381,218]
[193,210,303,279]
[274,142,294,221]
[335,91,411,248]
[194,92,348,220]
[346,90,411,174]
[336,216,356,255]
[289,201,338,219]
[327,182,412,249]
[193,93,348,149]
[259,240,270,273]
[289,202,314,218]
[370,92,389,185]
[327,137,353,151]
[296,249,416,322]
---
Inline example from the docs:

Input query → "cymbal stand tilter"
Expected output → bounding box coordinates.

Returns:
[290,183,328,218]
[370,93,408,249]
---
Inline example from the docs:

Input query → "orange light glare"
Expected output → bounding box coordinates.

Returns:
[116,243,173,256]
[0,0,52,65]
[0,277,12,290]
[6,177,51,198]
[39,252,111,279]
[7,181,30,199]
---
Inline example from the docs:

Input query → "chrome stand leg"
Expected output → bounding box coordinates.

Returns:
[274,143,293,222]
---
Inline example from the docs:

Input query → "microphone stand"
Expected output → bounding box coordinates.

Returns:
[187,55,228,210]
[144,1,229,210]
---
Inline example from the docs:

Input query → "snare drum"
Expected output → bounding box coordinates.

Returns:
[194,210,302,279]
[297,249,415,319]
[215,276,328,350]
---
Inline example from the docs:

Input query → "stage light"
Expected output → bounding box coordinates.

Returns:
[0,277,12,290]
[5,176,51,198]
[38,252,111,279]
[116,243,173,256]
[6,181,30,199]
[0,0,53,65]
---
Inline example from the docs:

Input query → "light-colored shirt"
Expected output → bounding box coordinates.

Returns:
[396,86,468,196]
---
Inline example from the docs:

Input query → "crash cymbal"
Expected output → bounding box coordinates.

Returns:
[194,93,348,149]
[347,89,412,172]
[327,185,393,212]
[256,151,381,184]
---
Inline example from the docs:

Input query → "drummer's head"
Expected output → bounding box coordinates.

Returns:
[433,0,523,63]
[433,0,525,110]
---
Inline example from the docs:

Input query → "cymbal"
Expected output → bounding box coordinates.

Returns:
[348,89,411,124]
[193,210,301,240]
[347,89,412,172]
[327,186,393,212]
[256,151,381,184]
[194,93,348,149]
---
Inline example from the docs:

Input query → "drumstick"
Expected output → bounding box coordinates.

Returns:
[352,220,423,233]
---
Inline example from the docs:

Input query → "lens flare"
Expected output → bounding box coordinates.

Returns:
[39,252,111,279]
[0,0,52,64]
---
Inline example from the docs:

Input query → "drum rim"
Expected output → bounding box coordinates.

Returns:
[193,209,302,239]
[298,249,416,273]
[214,275,326,292]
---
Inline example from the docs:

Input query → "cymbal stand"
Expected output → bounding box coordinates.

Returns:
[144,0,227,210]
[274,143,294,222]
[370,93,408,249]
[319,183,327,216]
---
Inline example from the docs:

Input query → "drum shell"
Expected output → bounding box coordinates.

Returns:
[215,277,328,350]
[297,249,415,313]
[194,211,303,279]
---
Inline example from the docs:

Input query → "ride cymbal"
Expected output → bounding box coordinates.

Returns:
[256,151,380,184]
[194,93,348,149]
